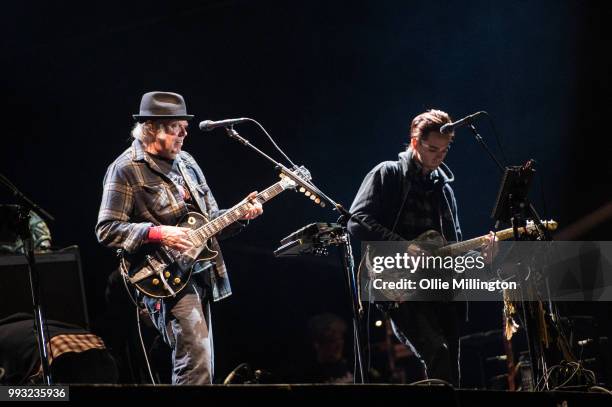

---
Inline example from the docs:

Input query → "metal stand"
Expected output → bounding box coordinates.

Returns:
[0,173,55,384]
[468,124,505,173]
[466,121,557,390]
[19,209,52,384]
[489,159,553,390]
[218,124,372,382]
[336,227,366,382]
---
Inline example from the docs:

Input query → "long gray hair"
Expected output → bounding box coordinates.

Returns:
[131,121,162,144]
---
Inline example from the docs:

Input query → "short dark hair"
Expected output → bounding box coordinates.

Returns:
[410,109,453,140]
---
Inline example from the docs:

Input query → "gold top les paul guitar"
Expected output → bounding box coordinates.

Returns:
[125,171,314,298]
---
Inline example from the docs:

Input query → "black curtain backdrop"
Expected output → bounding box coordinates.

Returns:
[1,0,609,381]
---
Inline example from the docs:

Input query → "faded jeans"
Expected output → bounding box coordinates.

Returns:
[144,278,213,384]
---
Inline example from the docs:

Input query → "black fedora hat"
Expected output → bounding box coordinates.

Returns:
[133,91,194,121]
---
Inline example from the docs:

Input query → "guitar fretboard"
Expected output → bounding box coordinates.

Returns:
[435,224,542,257]
[189,181,286,245]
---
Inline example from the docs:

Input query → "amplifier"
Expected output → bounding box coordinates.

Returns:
[0,247,89,329]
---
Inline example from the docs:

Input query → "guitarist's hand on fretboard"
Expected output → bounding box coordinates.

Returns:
[239,191,264,221]
[159,226,194,252]
[481,231,499,264]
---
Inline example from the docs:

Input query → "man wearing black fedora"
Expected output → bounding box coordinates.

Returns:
[96,91,263,384]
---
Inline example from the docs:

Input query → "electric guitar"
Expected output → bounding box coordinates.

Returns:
[124,171,312,298]
[362,220,558,301]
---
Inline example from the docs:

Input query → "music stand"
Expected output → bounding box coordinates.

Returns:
[491,160,536,236]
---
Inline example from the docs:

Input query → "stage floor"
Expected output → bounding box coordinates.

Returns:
[66,384,612,405]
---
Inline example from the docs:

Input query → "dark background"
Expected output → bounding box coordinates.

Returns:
[1,0,609,383]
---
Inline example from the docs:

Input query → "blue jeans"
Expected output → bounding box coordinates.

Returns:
[143,279,213,384]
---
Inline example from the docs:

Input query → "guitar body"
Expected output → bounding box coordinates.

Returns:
[364,229,449,301]
[126,212,218,299]
[362,220,558,301]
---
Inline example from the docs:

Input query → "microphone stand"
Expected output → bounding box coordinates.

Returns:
[468,124,550,238]
[468,121,555,389]
[468,124,505,173]
[0,173,55,385]
[222,126,371,383]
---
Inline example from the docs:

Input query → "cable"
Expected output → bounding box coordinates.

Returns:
[0,172,19,192]
[246,118,298,168]
[119,253,156,385]
[353,322,358,382]
[535,363,555,391]
[40,282,54,384]
[408,378,453,387]
[551,363,580,391]
[553,362,595,390]
[481,112,509,167]
[457,336,462,388]
[539,361,597,391]
[589,386,612,395]
[366,301,372,377]
[135,306,156,385]
[119,254,142,309]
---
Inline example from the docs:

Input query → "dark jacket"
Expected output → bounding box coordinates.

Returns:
[348,148,462,243]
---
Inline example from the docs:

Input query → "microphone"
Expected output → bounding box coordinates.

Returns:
[439,111,486,134]
[199,118,249,131]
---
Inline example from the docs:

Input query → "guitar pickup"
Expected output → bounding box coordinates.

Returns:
[129,256,168,284]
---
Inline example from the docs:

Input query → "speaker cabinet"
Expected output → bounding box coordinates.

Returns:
[0,247,89,328]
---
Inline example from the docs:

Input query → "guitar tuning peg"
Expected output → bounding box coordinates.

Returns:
[310,194,316,201]
[305,191,311,197]
[314,197,321,205]
[320,202,326,208]
[299,187,306,193]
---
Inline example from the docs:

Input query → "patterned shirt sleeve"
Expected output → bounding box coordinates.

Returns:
[95,162,153,253]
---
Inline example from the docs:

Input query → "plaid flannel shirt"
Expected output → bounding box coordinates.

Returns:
[96,139,236,301]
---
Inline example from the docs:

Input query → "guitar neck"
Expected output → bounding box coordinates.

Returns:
[193,181,286,242]
[436,227,521,257]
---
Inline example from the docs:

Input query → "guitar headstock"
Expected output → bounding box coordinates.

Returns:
[525,219,558,232]
[279,166,325,207]
[278,173,297,190]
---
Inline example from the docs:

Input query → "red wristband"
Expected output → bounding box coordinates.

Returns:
[148,226,163,242]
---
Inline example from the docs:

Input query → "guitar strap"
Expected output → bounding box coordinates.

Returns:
[177,159,207,217]
[431,176,447,242]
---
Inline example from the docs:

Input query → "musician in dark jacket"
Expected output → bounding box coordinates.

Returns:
[348,109,492,386]
[96,91,262,384]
